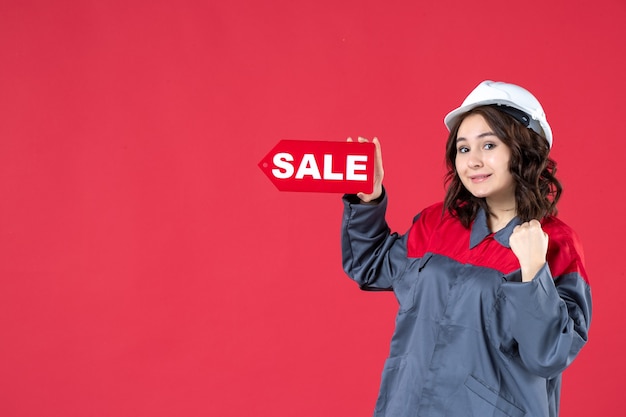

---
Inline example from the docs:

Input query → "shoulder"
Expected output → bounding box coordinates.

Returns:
[410,202,451,236]
[541,216,589,282]
[407,202,465,257]
[542,215,578,239]
[412,201,446,224]
[412,201,463,233]
[541,216,585,259]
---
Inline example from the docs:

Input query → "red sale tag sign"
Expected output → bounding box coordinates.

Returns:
[258,140,375,193]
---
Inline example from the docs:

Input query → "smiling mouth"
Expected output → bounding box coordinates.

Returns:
[470,174,491,183]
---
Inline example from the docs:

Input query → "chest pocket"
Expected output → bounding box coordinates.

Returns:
[396,253,434,313]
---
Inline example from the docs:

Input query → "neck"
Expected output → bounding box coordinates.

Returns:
[486,199,516,233]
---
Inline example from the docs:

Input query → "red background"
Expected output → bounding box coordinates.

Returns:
[1,1,624,416]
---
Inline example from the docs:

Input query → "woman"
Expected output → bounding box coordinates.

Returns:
[342,81,592,417]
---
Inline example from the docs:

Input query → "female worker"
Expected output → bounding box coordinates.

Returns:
[341,80,592,417]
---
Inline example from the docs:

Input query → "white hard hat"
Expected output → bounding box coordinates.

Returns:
[444,80,553,147]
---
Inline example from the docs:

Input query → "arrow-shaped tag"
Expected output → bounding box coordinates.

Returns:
[258,140,375,193]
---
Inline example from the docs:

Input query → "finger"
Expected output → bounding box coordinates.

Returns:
[347,137,353,142]
[372,137,382,158]
[357,136,368,143]
[356,192,372,202]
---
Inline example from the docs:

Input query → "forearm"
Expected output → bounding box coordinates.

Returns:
[501,265,591,378]
[341,189,404,290]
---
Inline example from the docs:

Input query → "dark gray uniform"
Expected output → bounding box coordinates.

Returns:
[341,192,592,417]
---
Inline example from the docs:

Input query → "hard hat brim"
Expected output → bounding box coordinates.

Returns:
[444,99,553,148]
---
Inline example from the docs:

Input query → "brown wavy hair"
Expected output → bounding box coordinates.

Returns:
[443,106,562,228]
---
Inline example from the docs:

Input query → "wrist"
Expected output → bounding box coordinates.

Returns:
[520,262,546,282]
[357,185,384,204]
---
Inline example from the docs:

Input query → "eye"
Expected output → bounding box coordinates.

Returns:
[484,142,496,150]
[457,146,469,154]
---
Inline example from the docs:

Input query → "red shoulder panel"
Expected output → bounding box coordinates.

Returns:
[542,216,589,283]
[407,207,589,282]
[406,203,520,274]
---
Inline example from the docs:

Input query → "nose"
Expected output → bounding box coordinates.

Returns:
[467,149,483,168]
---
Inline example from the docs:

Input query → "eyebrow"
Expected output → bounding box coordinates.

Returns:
[456,131,497,142]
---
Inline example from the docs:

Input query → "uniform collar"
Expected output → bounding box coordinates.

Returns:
[469,207,522,249]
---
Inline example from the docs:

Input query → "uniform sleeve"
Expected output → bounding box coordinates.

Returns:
[341,189,411,291]
[499,228,592,379]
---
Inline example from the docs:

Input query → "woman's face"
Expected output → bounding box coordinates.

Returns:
[454,113,516,209]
